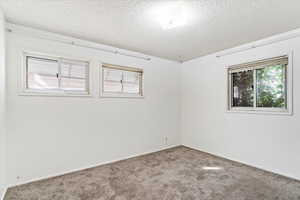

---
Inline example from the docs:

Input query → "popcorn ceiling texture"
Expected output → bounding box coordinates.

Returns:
[2,0,300,61]
[4,146,300,200]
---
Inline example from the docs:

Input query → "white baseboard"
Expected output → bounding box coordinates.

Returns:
[183,144,300,182]
[8,144,180,188]
[0,187,7,200]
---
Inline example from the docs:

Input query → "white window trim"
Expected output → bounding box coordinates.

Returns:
[226,52,293,116]
[99,62,144,99]
[20,52,93,97]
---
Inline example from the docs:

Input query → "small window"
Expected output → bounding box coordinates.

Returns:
[101,63,143,98]
[227,55,292,114]
[23,53,90,96]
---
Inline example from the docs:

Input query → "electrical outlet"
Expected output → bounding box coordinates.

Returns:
[164,137,168,145]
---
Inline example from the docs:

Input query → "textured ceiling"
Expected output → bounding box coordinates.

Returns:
[1,0,300,61]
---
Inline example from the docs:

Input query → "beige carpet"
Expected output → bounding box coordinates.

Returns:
[4,146,300,200]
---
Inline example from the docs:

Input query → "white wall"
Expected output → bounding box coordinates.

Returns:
[181,31,300,180]
[6,24,181,186]
[5,19,300,190]
[0,8,6,198]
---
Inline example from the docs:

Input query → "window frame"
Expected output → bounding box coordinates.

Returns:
[20,52,92,97]
[100,63,144,98]
[226,53,293,115]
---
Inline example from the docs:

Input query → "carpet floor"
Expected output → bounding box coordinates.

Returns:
[4,146,300,200]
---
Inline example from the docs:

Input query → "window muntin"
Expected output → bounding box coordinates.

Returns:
[102,64,143,97]
[24,54,89,95]
[228,56,289,113]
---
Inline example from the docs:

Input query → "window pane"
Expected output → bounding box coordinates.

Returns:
[60,62,88,92]
[256,65,286,108]
[61,78,86,91]
[232,70,254,107]
[27,57,59,90]
[123,71,141,94]
[61,62,87,79]
[103,68,122,93]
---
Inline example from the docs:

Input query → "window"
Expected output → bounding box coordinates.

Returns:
[228,55,292,114]
[23,53,90,96]
[101,64,143,98]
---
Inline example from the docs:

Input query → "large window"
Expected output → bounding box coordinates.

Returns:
[228,55,292,114]
[101,63,143,98]
[22,53,90,96]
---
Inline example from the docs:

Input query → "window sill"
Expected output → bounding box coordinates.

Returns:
[100,93,144,99]
[226,109,293,116]
[19,90,92,98]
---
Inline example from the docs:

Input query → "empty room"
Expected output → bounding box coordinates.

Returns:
[1,0,300,199]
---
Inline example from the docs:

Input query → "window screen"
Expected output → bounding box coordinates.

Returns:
[256,64,286,108]
[25,54,89,95]
[102,64,143,97]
